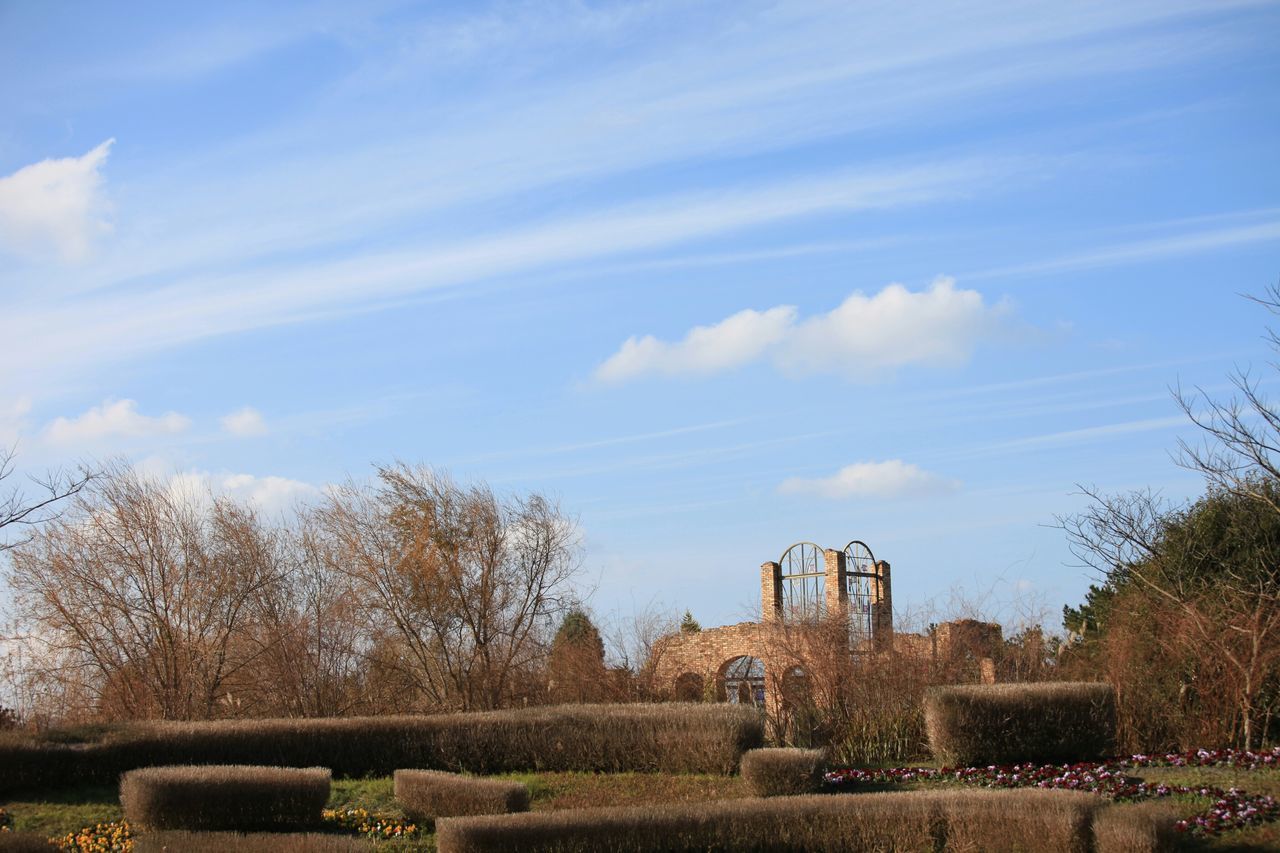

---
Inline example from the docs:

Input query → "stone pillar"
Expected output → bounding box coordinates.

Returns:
[823,548,847,617]
[871,560,893,651]
[760,561,782,622]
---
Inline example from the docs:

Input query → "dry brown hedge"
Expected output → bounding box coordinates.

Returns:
[436,788,1102,852]
[924,682,1116,766]
[0,833,56,852]
[739,748,824,797]
[1092,802,1179,853]
[395,769,529,820]
[0,703,761,794]
[133,831,369,852]
[119,765,330,831]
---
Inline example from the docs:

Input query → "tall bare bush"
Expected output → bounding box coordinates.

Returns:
[311,463,579,711]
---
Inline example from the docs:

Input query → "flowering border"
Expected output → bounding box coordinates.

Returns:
[825,747,1280,836]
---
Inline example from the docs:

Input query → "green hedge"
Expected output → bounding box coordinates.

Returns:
[436,788,1102,853]
[924,682,1116,766]
[0,703,762,794]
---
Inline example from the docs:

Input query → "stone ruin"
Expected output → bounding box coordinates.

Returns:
[653,540,1002,716]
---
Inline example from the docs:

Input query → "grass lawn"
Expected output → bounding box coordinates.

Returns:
[4,768,1280,850]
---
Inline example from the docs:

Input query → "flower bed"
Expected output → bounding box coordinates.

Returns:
[826,747,1280,837]
[321,806,418,841]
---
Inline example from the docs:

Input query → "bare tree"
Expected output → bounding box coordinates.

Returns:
[312,463,580,711]
[6,464,285,720]
[1177,283,1280,508]
[0,447,94,551]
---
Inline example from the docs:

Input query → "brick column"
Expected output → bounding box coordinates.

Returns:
[760,561,782,622]
[871,560,893,651]
[823,548,847,617]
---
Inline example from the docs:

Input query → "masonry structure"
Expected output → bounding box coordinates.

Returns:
[652,540,1001,719]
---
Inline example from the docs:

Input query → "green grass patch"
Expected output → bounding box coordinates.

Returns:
[2,785,121,835]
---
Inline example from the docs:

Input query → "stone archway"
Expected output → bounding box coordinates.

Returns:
[717,655,765,707]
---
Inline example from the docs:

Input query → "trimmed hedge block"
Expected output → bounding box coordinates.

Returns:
[435,788,1102,853]
[1092,803,1178,853]
[120,765,330,831]
[924,682,1116,766]
[739,748,824,797]
[395,769,529,820]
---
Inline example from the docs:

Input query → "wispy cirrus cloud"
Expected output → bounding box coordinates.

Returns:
[0,140,114,262]
[968,218,1280,281]
[2,156,1020,394]
[595,277,1018,384]
[779,460,961,500]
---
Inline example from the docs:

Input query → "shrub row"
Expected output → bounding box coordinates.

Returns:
[120,765,330,832]
[0,834,56,853]
[437,788,1117,853]
[924,682,1116,766]
[395,769,529,820]
[0,703,761,794]
[739,748,824,797]
[1092,802,1179,853]
[133,832,370,852]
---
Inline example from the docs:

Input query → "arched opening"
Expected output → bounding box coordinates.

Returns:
[673,672,704,702]
[718,655,765,707]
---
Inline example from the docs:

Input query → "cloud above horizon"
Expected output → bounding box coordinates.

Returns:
[0,139,115,262]
[43,399,190,445]
[595,278,1016,383]
[220,406,268,437]
[779,459,961,500]
[166,468,318,516]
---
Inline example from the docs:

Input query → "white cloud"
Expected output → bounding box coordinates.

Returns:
[594,306,796,383]
[779,460,960,500]
[43,399,190,445]
[0,139,114,262]
[594,277,1015,383]
[166,469,319,516]
[220,406,268,437]
[0,397,33,446]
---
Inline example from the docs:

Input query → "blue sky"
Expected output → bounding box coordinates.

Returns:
[2,0,1278,633]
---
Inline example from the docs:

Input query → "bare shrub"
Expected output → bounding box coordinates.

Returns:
[395,769,528,820]
[119,765,330,831]
[924,681,1116,766]
[134,832,367,852]
[435,789,1099,853]
[738,748,823,797]
[1092,802,1178,853]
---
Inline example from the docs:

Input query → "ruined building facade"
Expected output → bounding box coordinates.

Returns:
[652,541,1000,716]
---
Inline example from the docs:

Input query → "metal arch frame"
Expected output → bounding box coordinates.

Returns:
[778,541,826,620]
[842,540,878,649]
[720,655,766,707]
[778,541,826,576]
[841,539,878,576]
